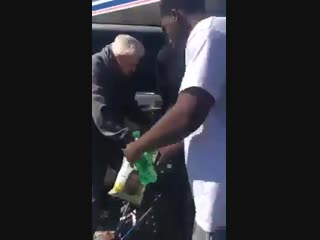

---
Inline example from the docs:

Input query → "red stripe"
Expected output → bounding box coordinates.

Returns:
[93,0,153,13]
[93,0,157,15]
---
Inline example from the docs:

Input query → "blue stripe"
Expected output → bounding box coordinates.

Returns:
[92,0,139,11]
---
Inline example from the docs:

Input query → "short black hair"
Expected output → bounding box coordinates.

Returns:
[160,0,206,17]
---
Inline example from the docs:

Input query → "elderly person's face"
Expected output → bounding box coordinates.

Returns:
[116,54,140,76]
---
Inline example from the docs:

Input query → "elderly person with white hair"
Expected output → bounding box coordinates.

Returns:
[92,34,149,234]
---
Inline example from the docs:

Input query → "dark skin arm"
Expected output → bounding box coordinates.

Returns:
[124,87,215,163]
[157,142,184,165]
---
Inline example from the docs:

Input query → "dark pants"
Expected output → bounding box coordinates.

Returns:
[92,123,123,234]
[132,152,195,240]
[162,154,195,240]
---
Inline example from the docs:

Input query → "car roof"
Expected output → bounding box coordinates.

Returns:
[92,0,226,26]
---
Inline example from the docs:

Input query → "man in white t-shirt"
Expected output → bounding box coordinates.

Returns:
[124,0,226,239]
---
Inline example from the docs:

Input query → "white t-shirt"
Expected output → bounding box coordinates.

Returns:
[179,16,226,232]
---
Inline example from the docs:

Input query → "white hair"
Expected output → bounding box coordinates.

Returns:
[111,34,145,59]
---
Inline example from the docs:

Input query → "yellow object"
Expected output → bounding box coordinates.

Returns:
[108,157,145,205]
[113,182,123,192]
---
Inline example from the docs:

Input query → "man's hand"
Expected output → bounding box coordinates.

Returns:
[157,142,184,166]
[157,146,173,166]
[123,141,144,164]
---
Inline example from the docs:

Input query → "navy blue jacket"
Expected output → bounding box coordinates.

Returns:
[92,45,147,142]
